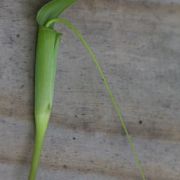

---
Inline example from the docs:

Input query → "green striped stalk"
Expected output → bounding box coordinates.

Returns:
[29,0,146,180]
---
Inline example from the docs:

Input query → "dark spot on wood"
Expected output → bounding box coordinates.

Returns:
[139,120,143,125]
[73,137,76,140]
[16,34,20,38]
[63,164,67,169]
[74,115,78,118]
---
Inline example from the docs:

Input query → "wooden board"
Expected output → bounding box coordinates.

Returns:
[0,0,180,179]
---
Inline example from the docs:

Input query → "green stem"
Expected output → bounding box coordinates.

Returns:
[46,18,146,180]
[29,125,46,180]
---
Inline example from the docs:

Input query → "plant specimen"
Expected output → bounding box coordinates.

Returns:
[29,1,146,180]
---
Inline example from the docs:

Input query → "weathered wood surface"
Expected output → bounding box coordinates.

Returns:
[0,0,180,179]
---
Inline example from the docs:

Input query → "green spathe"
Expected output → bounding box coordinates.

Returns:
[29,27,61,180]
[35,27,61,120]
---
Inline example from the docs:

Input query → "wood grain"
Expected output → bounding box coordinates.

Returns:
[0,0,180,179]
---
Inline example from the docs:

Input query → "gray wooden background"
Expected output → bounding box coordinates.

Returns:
[0,0,180,179]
